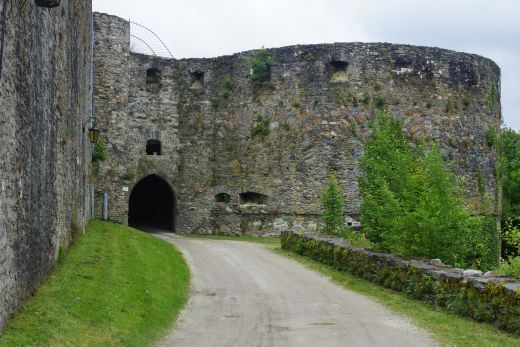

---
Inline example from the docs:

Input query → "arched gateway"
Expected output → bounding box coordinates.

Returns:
[128,175,176,232]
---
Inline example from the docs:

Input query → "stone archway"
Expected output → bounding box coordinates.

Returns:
[128,174,176,232]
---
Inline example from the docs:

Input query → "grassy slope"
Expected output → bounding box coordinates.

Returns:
[272,246,520,347]
[0,221,189,347]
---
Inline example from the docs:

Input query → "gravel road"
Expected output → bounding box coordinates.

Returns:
[155,234,438,347]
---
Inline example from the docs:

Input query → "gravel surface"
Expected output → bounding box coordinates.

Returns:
[155,234,438,347]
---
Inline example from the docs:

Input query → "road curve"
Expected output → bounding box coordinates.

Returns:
[155,234,438,347]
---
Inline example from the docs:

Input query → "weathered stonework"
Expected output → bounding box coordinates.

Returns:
[0,1,92,331]
[93,12,501,236]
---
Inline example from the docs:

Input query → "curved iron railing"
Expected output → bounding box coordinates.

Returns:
[129,20,173,59]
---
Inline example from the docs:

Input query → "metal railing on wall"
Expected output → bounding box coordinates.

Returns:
[129,20,173,59]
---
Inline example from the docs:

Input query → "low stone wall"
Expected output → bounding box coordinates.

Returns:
[281,232,520,333]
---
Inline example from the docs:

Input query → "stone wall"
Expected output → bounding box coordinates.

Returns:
[93,13,501,236]
[0,1,92,331]
[281,232,520,334]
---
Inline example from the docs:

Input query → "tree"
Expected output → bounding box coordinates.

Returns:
[500,128,520,222]
[360,111,499,269]
[320,172,346,236]
[499,127,520,258]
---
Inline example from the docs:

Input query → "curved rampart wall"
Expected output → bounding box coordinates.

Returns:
[93,12,501,236]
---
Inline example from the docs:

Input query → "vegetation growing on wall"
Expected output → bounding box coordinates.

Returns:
[499,128,520,224]
[91,138,108,176]
[245,47,273,90]
[221,74,235,99]
[487,82,498,107]
[359,112,499,269]
[251,115,270,137]
[497,128,520,277]
[320,173,346,236]
[487,125,497,148]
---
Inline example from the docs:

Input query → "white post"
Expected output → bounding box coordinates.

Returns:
[90,187,95,219]
[103,192,108,220]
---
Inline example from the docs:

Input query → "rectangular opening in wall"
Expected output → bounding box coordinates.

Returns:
[215,193,231,203]
[146,68,162,84]
[146,139,161,155]
[329,60,348,82]
[190,70,204,89]
[239,192,267,205]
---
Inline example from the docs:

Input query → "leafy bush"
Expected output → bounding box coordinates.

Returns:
[461,95,470,109]
[373,95,385,110]
[291,99,301,108]
[499,128,520,223]
[223,74,235,90]
[320,172,346,235]
[486,125,497,147]
[501,218,520,258]
[245,47,272,88]
[487,82,498,107]
[359,112,499,269]
[498,256,520,279]
[251,115,270,136]
[92,138,108,163]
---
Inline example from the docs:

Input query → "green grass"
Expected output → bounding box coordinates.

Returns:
[272,247,520,347]
[0,221,189,347]
[178,233,280,244]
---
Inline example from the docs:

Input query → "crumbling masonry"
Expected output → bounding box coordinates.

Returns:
[93,12,501,236]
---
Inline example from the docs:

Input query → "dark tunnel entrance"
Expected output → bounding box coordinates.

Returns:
[128,175,175,232]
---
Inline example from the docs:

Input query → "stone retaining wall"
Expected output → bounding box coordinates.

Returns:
[281,232,520,333]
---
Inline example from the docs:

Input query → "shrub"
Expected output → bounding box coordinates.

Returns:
[211,96,221,109]
[251,115,270,136]
[487,82,498,107]
[445,99,454,113]
[374,95,385,110]
[291,100,301,108]
[499,128,520,224]
[502,218,520,258]
[92,138,107,163]
[486,125,497,147]
[320,172,346,236]
[462,96,470,109]
[245,47,272,88]
[223,74,235,90]
[359,111,499,269]
[498,256,520,279]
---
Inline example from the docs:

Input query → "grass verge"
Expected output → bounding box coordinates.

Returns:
[0,221,189,347]
[272,246,520,347]
[177,233,280,244]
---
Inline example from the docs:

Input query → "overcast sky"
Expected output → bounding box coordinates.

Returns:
[93,0,519,130]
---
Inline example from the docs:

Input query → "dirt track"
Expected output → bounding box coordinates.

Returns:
[155,234,437,347]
